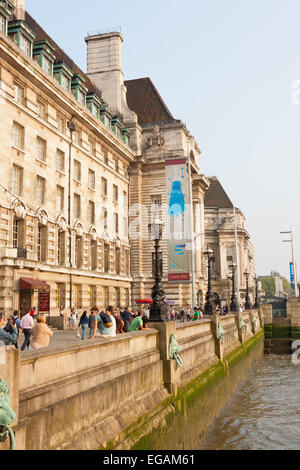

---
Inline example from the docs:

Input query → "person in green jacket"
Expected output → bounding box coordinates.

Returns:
[129,312,148,332]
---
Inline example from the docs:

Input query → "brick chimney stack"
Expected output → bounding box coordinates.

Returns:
[85,31,137,123]
[13,0,26,20]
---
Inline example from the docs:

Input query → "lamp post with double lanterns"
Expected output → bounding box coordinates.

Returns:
[244,271,252,310]
[253,276,260,309]
[204,248,215,314]
[148,218,168,322]
[229,263,239,312]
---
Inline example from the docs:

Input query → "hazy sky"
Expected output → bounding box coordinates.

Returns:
[27,0,300,280]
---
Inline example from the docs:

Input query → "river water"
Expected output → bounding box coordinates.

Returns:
[202,355,300,450]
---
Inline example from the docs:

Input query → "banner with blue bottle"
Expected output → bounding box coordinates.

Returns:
[165,157,191,283]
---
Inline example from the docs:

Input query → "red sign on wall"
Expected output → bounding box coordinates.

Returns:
[38,292,50,313]
[168,273,191,282]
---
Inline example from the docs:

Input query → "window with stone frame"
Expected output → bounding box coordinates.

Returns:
[57,230,66,266]
[20,34,31,56]
[73,284,82,309]
[13,121,24,150]
[13,82,25,105]
[56,283,66,308]
[36,137,47,163]
[113,185,118,203]
[56,185,64,212]
[36,176,46,205]
[88,169,95,190]
[56,149,65,172]
[101,177,107,196]
[88,139,96,156]
[74,236,83,269]
[57,115,65,134]
[104,286,109,307]
[37,100,46,120]
[90,285,97,307]
[115,287,120,306]
[101,207,108,231]
[226,247,234,272]
[115,247,120,275]
[114,212,119,234]
[104,244,110,273]
[12,164,23,196]
[73,160,81,182]
[42,56,52,75]
[0,14,6,34]
[37,224,47,262]
[88,201,95,225]
[90,240,98,271]
[61,74,70,92]
[73,194,81,219]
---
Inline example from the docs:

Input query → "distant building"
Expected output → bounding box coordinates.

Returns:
[204,177,257,306]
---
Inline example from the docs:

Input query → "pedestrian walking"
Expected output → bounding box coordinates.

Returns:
[29,315,53,350]
[88,308,101,339]
[70,308,77,330]
[20,310,34,351]
[78,311,89,340]
[180,307,185,323]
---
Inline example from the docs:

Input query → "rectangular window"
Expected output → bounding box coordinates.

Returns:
[92,104,98,118]
[36,176,45,205]
[113,185,118,203]
[57,115,65,134]
[14,82,24,105]
[90,285,97,306]
[61,74,70,92]
[123,216,128,238]
[73,194,81,219]
[13,218,18,248]
[20,35,31,56]
[114,213,119,234]
[56,149,65,172]
[113,158,119,172]
[37,100,46,120]
[56,185,64,212]
[89,139,96,155]
[73,160,81,182]
[57,283,65,308]
[103,147,109,165]
[74,129,82,146]
[0,14,6,34]
[36,137,47,162]
[101,177,107,196]
[77,90,85,105]
[42,56,52,74]
[102,207,108,231]
[88,169,95,189]
[12,165,22,196]
[88,201,95,225]
[13,121,24,150]
[74,239,83,269]
[115,249,120,275]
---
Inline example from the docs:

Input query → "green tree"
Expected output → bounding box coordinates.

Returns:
[260,277,275,296]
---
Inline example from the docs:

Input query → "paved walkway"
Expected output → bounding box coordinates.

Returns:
[17,328,86,352]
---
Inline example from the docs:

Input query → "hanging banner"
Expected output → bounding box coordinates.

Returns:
[290,262,295,291]
[165,157,191,283]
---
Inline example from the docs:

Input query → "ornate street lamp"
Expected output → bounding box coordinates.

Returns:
[253,276,260,309]
[244,271,252,310]
[229,263,239,312]
[148,218,168,322]
[204,248,215,314]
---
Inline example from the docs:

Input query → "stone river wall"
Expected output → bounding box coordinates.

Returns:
[0,308,264,450]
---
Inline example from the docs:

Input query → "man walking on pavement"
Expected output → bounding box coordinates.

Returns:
[20,310,34,351]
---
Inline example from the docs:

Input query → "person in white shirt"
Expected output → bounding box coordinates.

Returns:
[20,311,34,351]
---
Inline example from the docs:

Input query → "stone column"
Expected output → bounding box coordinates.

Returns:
[149,321,181,395]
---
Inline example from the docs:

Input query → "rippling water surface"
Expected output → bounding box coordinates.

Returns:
[202,355,300,450]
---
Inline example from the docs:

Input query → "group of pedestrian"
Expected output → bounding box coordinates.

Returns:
[0,308,53,351]
[169,306,204,322]
[76,306,150,340]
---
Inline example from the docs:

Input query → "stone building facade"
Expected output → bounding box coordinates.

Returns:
[204,177,256,307]
[0,1,132,315]
[0,1,257,316]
